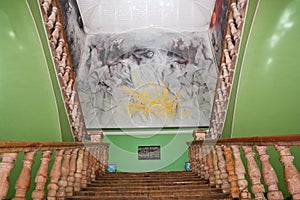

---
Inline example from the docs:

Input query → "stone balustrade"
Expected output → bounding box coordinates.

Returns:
[209,0,248,139]
[0,141,109,199]
[187,134,300,200]
[40,0,87,141]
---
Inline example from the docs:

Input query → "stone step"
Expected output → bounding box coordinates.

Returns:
[89,181,209,188]
[84,183,211,190]
[68,171,232,200]
[76,188,224,196]
[67,194,231,200]
[94,179,207,184]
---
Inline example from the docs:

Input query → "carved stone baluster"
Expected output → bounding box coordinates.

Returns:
[224,49,232,68]
[86,149,93,184]
[55,39,65,60]
[206,145,216,187]
[13,151,36,200]
[74,148,84,192]
[81,148,89,187]
[228,18,238,37]
[199,145,205,179]
[203,146,210,181]
[89,148,96,182]
[223,145,239,198]
[275,145,300,199]
[42,0,52,14]
[63,66,71,87]
[231,145,251,199]
[0,153,18,199]
[58,53,67,70]
[94,147,100,176]
[195,145,200,176]
[256,146,283,200]
[68,91,76,111]
[46,7,57,30]
[212,146,222,188]
[242,146,266,200]
[221,63,230,84]
[225,34,235,56]
[231,3,241,23]
[98,146,104,175]
[32,151,52,200]
[47,149,64,200]
[237,0,246,11]
[50,22,61,48]
[103,145,109,173]
[189,145,194,172]
[66,79,74,99]
[66,149,78,196]
[57,149,72,199]
[216,146,230,194]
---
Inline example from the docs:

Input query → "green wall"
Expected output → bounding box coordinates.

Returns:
[0,0,73,141]
[103,133,193,172]
[223,0,300,138]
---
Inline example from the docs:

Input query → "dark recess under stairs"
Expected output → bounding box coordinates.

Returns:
[67,171,232,200]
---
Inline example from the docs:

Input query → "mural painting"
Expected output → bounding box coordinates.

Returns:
[75,30,217,128]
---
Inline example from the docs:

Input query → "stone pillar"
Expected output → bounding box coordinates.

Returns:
[32,151,52,200]
[256,146,283,200]
[243,146,266,200]
[231,145,250,199]
[47,149,64,200]
[14,151,36,200]
[89,130,104,143]
[276,145,300,199]
[0,153,18,199]
[223,145,239,198]
[193,129,207,141]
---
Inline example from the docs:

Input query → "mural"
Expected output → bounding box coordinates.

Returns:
[58,0,86,74]
[76,30,217,128]
[209,0,229,66]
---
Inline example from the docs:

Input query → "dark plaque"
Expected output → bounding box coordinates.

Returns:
[138,146,161,160]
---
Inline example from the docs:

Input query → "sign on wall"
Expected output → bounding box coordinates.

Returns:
[138,146,161,160]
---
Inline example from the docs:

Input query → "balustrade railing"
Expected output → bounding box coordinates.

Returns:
[187,134,300,200]
[209,0,248,139]
[0,141,109,199]
[40,0,87,141]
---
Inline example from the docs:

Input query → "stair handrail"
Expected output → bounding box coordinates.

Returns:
[192,134,300,146]
[0,141,110,199]
[39,0,88,141]
[209,0,248,139]
[187,134,300,200]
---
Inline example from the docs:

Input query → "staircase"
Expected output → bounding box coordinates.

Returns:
[67,171,232,200]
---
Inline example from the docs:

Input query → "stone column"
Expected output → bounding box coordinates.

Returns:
[0,153,18,199]
[243,146,266,200]
[14,151,36,200]
[276,145,300,199]
[89,130,104,143]
[256,146,283,200]
[231,145,250,199]
[32,151,52,200]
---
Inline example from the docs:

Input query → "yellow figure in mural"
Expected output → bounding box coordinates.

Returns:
[123,83,182,121]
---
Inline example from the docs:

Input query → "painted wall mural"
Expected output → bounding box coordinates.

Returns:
[209,0,229,66]
[76,30,217,128]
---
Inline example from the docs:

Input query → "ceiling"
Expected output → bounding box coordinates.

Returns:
[77,0,216,33]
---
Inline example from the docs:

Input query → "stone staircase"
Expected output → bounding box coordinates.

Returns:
[67,171,232,200]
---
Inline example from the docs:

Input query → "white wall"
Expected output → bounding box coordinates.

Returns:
[77,0,216,33]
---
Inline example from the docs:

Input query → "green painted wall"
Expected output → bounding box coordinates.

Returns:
[222,1,300,198]
[0,0,73,141]
[223,0,300,137]
[103,134,193,172]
